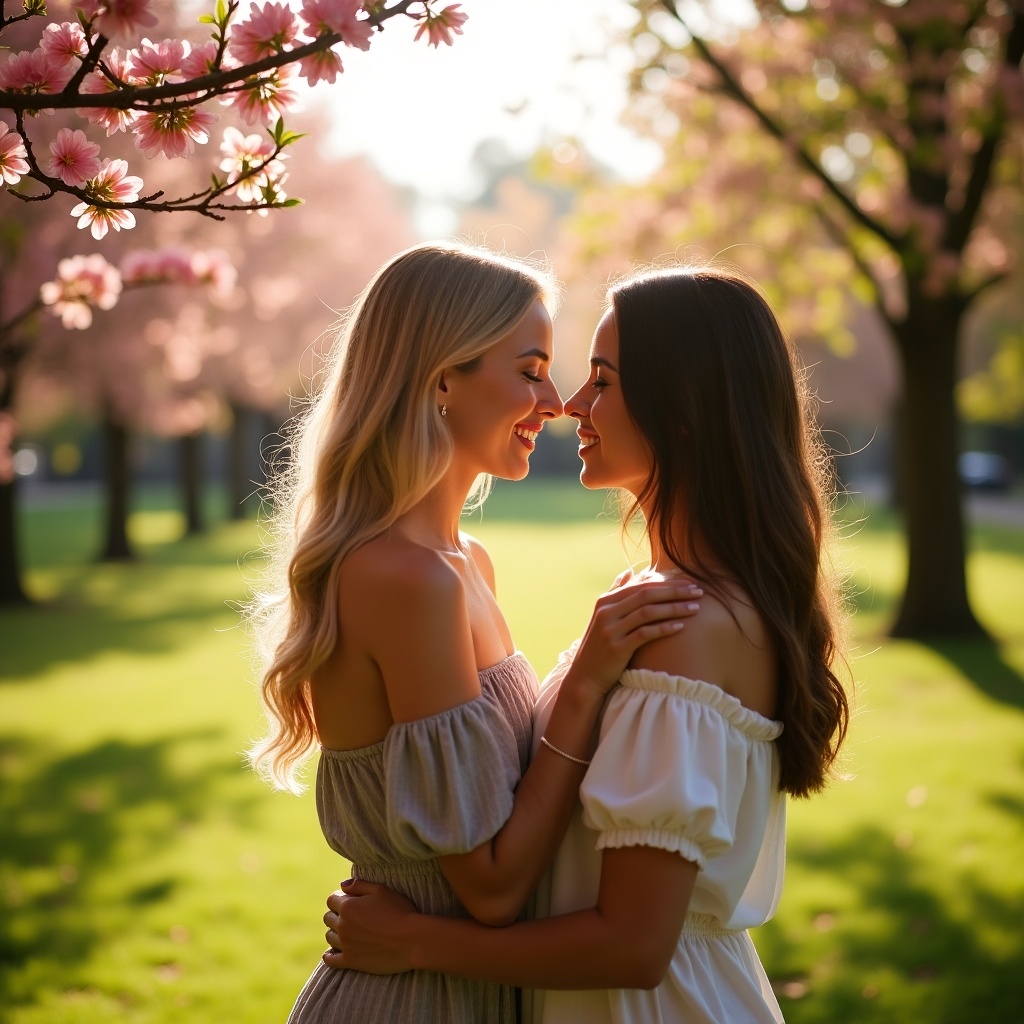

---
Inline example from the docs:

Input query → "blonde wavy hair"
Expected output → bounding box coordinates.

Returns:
[247,241,555,791]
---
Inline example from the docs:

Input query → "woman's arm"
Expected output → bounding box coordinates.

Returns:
[345,543,701,926]
[433,576,701,926]
[326,845,698,989]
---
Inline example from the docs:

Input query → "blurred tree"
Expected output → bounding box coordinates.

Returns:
[566,0,1024,638]
[6,134,414,595]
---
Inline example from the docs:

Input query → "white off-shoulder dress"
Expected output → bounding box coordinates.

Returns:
[526,648,787,1024]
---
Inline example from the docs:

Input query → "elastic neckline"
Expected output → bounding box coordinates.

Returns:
[320,652,528,759]
[618,667,783,740]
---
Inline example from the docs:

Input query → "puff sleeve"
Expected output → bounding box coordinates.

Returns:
[580,669,783,870]
[383,695,522,859]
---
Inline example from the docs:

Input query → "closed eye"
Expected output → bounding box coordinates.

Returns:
[522,372,544,383]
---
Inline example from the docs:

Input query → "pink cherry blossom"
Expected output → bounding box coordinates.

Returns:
[224,66,298,126]
[47,127,102,187]
[0,47,75,94]
[299,47,344,86]
[40,22,89,63]
[180,40,225,80]
[219,125,285,202]
[0,121,30,186]
[299,0,372,51]
[414,4,467,48]
[119,246,237,297]
[80,48,141,135]
[228,1,299,65]
[190,248,238,297]
[39,253,123,329]
[121,246,198,285]
[128,37,188,84]
[133,104,217,159]
[90,0,160,44]
[70,158,143,239]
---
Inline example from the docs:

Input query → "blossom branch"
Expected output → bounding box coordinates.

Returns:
[812,202,895,331]
[944,7,1024,253]
[0,1,419,113]
[659,0,903,253]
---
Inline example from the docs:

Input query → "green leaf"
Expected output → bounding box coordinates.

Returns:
[276,131,309,147]
[280,198,303,207]
[215,0,228,24]
[198,13,215,24]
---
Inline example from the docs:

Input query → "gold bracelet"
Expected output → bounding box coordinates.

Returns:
[540,735,591,766]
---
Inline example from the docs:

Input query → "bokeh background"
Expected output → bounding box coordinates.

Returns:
[2,1,1023,1021]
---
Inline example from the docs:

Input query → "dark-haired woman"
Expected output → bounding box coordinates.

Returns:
[322,266,850,1024]
[248,243,701,1024]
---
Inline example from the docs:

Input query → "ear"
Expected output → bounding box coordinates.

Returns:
[436,371,449,404]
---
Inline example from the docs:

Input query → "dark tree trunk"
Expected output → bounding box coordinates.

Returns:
[0,346,29,606]
[98,408,134,562]
[228,401,251,520]
[0,472,27,606]
[890,294,984,638]
[179,430,205,535]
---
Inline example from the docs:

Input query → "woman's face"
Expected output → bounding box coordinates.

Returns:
[564,308,651,494]
[442,299,562,481]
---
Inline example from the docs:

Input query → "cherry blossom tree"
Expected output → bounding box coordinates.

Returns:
[0,239,235,603]
[565,0,1024,638]
[0,0,466,225]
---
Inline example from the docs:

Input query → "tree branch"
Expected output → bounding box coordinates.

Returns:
[0,0,419,113]
[659,0,903,253]
[963,268,1010,304]
[811,202,897,332]
[944,6,1024,252]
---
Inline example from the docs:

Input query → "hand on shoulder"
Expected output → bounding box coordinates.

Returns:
[629,590,778,719]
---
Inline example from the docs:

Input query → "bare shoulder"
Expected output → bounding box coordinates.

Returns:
[461,531,496,592]
[338,533,481,722]
[338,533,470,653]
[630,589,778,718]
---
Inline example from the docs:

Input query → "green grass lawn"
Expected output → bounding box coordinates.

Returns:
[1,480,1022,1023]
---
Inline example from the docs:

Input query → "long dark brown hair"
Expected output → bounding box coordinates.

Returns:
[611,267,848,797]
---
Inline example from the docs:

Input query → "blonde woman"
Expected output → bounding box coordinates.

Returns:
[247,243,701,1023]
[322,267,850,1023]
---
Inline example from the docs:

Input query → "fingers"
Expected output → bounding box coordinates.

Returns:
[617,599,701,636]
[323,949,345,968]
[593,582,700,620]
[607,579,702,608]
[328,879,376,910]
[591,585,702,638]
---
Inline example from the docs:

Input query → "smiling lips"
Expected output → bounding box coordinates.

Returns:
[514,424,540,449]
[577,430,598,449]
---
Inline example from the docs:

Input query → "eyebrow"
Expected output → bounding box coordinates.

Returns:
[516,348,550,362]
[591,356,619,372]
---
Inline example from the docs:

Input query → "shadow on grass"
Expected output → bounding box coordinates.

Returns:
[0,731,257,1010]
[0,568,246,681]
[925,638,1024,711]
[760,824,1024,1024]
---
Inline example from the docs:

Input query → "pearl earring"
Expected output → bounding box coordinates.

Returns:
[441,404,447,417]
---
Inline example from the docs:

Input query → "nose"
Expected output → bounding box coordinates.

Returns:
[536,376,563,420]
[563,380,589,421]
